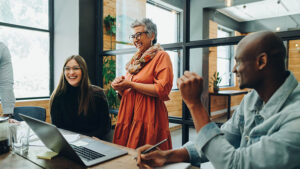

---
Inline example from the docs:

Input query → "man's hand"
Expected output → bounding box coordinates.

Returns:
[177,71,203,109]
[136,144,168,169]
[177,71,210,132]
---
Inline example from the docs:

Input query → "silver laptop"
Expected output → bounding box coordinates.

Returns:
[19,114,127,167]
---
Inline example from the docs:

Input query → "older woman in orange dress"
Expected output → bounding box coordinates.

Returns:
[111,18,173,150]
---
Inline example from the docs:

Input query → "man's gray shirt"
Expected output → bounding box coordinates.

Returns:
[0,42,15,114]
[184,71,300,169]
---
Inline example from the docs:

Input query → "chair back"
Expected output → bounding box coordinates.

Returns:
[13,106,46,121]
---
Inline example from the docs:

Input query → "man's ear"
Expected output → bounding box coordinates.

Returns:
[257,52,267,70]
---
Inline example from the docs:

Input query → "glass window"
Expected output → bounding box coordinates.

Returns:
[190,48,203,76]
[0,0,49,29]
[0,1,50,98]
[146,2,181,44]
[103,0,182,51]
[217,27,234,87]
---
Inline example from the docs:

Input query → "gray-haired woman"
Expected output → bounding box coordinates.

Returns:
[111,18,173,150]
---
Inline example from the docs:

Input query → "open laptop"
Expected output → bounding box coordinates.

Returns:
[19,114,127,167]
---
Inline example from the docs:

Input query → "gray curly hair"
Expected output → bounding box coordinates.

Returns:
[131,18,157,45]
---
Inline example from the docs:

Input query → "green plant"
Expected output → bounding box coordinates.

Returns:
[104,15,116,35]
[103,56,119,109]
[104,15,116,50]
[209,72,222,92]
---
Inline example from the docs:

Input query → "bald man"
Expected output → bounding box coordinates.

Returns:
[136,31,300,169]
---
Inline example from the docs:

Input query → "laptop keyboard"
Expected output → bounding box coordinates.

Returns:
[70,144,105,161]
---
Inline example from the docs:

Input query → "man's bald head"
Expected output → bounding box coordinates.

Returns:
[238,31,286,71]
[233,31,287,90]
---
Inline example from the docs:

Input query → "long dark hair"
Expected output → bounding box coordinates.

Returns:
[50,55,92,115]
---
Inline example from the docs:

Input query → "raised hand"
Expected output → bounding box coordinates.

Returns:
[177,71,203,108]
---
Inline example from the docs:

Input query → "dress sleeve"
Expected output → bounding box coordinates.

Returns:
[50,96,64,127]
[153,51,173,101]
[86,88,111,139]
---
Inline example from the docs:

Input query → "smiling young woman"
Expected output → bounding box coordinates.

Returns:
[50,55,111,140]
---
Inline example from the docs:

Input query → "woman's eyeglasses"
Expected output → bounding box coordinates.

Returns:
[64,66,81,72]
[129,31,148,41]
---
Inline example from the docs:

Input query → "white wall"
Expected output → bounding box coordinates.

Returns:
[54,0,79,86]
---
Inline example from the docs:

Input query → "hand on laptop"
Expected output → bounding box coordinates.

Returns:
[9,118,20,124]
[2,114,20,123]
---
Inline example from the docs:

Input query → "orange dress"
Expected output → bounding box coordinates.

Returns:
[113,51,173,150]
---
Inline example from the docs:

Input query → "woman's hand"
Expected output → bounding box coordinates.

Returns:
[111,76,125,92]
[112,76,125,86]
[136,144,167,169]
[111,76,132,92]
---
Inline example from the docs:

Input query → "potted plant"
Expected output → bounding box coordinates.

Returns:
[210,72,222,93]
[104,15,116,50]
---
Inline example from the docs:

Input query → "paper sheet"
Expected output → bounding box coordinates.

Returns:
[72,140,89,147]
[30,134,80,146]
[201,162,215,169]
[155,162,191,169]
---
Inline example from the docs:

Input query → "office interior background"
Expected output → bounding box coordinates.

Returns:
[0,0,300,145]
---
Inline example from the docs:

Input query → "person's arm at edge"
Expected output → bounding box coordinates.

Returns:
[0,43,15,115]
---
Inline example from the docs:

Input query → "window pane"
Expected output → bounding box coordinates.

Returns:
[102,0,183,51]
[217,45,231,59]
[0,0,48,29]
[217,28,230,38]
[0,26,50,98]
[146,3,180,44]
[167,49,182,89]
[190,48,203,75]
[217,58,230,86]
[206,45,237,90]
[190,0,300,40]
